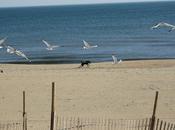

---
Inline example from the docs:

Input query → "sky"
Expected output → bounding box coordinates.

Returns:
[0,0,172,8]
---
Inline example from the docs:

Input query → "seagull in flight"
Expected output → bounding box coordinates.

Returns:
[112,55,122,64]
[42,40,59,50]
[151,22,175,32]
[83,40,98,49]
[6,46,31,62]
[0,37,7,49]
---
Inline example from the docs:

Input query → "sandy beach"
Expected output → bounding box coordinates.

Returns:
[0,60,175,121]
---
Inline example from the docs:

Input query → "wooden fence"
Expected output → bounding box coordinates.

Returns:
[0,121,22,130]
[0,117,175,130]
[55,117,175,130]
[0,84,175,130]
[55,117,151,130]
[0,120,50,130]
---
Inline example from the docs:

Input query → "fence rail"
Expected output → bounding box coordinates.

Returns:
[0,117,175,130]
[56,117,151,130]
[0,121,22,130]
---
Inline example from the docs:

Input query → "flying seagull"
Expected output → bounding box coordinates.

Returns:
[42,40,59,50]
[6,46,31,62]
[112,55,122,64]
[0,37,7,49]
[151,22,175,32]
[83,40,98,49]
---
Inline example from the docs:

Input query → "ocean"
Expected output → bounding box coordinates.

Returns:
[0,1,175,63]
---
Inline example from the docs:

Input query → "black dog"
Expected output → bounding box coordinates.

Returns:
[80,60,91,67]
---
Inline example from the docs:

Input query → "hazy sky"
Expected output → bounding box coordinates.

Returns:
[0,0,172,7]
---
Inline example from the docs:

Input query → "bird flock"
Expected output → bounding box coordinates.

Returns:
[0,22,174,64]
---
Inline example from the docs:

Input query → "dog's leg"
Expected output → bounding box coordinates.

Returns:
[87,63,90,68]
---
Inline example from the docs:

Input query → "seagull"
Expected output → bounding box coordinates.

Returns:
[112,55,122,64]
[151,22,175,32]
[42,40,59,50]
[0,37,7,49]
[83,40,98,49]
[6,46,31,62]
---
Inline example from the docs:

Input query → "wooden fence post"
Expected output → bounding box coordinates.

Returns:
[159,120,163,130]
[163,122,166,130]
[145,118,148,130]
[23,91,27,130]
[150,91,159,130]
[55,116,58,130]
[170,124,173,130]
[77,118,80,130]
[156,119,159,130]
[167,123,170,130]
[138,119,141,130]
[141,119,145,130]
[172,124,174,130]
[50,82,55,130]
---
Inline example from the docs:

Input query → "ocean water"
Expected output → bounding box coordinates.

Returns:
[0,1,175,63]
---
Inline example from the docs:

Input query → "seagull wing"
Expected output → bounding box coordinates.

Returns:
[15,50,30,61]
[112,55,117,64]
[151,22,175,30]
[52,45,59,48]
[83,40,91,48]
[118,59,122,64]
[0,37,7,47]
[42,40,51,47]
[170,27,175,32]
[151,22,164,29]
[162,22,175,28]
[15,50,23,56]
[7,46,15,54]
[92,45,98,48]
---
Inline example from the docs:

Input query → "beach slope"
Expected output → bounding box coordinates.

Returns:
[0,60,175,120]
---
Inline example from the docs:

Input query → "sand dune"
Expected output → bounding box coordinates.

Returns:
[0,60,175,121]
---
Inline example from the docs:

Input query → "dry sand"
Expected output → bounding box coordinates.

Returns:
[0,60,175,121]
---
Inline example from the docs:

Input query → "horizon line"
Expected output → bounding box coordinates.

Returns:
[0,0,174,9]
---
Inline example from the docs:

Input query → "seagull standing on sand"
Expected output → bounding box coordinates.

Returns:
[6,46,31,62]
[83,40,98,49]
[0,37,7,48]
[151,22,175,32]
[112,55,122,64]
[42,40,59,50]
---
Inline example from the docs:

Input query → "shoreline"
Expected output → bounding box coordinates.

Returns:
[1,58,175,64]
[1,59,175,69]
